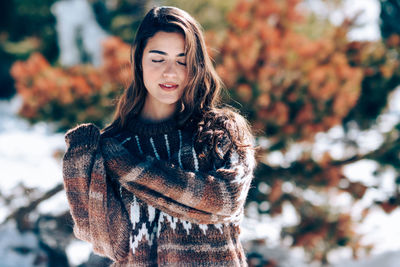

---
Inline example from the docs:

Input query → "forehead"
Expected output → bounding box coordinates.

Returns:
[144,31,185,54]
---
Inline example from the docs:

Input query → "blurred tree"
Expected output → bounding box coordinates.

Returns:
[0,0,58,60]
[343,39,400,128]
[158,0,236,31]
[0,183,70,266]
[380,0,400,38]
[10,37,131,131]
[212,0,364,147]
[89,0,147,43]
[0,0,58,99]
[1,0,147,99]
[341,0,400,129]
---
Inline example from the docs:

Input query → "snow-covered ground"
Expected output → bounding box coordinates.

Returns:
[0,221,47,267]
[0,97,92,266]
[0,97,65,193]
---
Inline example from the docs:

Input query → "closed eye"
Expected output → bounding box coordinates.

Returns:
[152,59,186,66]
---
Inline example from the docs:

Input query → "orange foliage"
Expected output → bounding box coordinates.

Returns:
[102,36,131,85]
[10,37,131,128]
[212,0,363,143]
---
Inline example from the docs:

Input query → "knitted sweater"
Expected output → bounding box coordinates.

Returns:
[62,114,256,266]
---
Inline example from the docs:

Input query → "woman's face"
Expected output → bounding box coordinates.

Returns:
[141,31,188,114]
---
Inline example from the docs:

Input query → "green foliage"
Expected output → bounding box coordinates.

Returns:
[159,0,237,31]
[380,0,400,38]
[0,0,58,98]
[0,0,58,61]
[91,0,147,43]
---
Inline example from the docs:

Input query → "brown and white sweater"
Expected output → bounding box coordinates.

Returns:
[62,115,256,266]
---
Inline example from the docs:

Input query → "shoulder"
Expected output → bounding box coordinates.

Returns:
[195,107,254,160]
[64,123,101,148]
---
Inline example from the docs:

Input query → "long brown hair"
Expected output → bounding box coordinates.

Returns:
[103,6,254,154]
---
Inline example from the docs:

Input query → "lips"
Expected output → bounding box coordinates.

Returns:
[159,83,178,91]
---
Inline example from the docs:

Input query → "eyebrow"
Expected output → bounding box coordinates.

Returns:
[149,50,185,57]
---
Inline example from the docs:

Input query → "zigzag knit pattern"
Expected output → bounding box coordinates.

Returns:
[62,114,256,266]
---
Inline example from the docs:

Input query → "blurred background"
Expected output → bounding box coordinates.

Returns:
[1,0,400,266]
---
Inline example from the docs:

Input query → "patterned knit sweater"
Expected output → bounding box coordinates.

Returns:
[62,114,256,266]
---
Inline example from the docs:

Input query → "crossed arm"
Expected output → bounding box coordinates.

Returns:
[101,130,255,225]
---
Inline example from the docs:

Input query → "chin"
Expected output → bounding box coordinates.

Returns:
[158,98,180,106]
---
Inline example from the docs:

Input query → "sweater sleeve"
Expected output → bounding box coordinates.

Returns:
[101,131,256,225]
[62,123,131,262]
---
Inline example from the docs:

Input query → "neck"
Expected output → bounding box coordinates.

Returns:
[140,98,177,121]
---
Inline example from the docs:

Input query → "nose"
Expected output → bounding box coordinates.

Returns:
[162,61,177,78]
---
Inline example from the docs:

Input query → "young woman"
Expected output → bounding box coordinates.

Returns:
[63,6,256,266]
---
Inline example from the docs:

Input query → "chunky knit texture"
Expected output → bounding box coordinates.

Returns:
[62,114,256,266]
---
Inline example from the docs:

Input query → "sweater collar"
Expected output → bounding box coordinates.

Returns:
[125,115,178,135]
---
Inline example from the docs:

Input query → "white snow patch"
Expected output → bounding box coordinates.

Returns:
[66,239,92,266]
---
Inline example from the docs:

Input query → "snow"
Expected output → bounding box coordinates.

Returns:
[333,250,400,267]
[65,240,92,266]
[0,222,47,267]
[0,97,65,193]
[359,208,400,253]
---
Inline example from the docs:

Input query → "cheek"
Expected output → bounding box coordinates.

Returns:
[142,62,157,82]
[179,68,189,83]
[142,62,149,78]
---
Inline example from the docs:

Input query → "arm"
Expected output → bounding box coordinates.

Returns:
[101,131,256,225]
[62,123,130,261]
